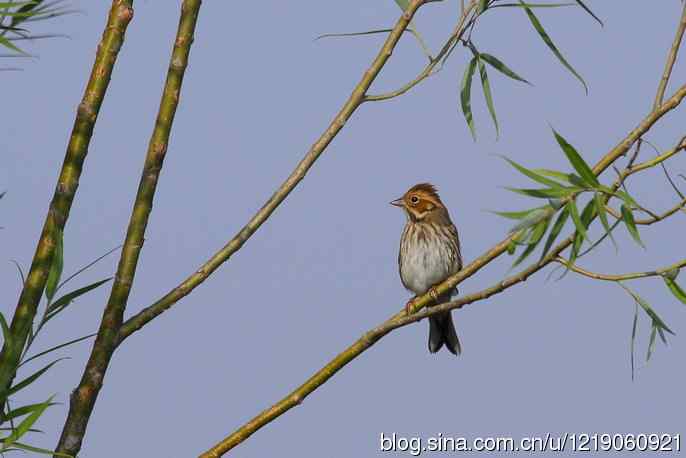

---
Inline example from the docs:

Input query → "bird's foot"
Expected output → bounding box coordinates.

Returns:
[405,297,418,316]
[428,286,440,303]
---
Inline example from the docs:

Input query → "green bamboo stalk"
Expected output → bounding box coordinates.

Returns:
[0,0,134,412]
[199,84,686,457]
[54,1,203,455]
[115,0,445,346]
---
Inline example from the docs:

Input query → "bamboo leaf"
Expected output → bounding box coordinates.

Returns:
[478,0,488,14]
[663,277,686,305]
[567,198,595,270]
[501,157,565,188]
[3,396,53,447]
[630,303,637,381]
[594,192,617,250]
[573,0,603,26]
[4,402,57,421]
[566,199,589,244]
[492,207,544,220]
[620,204,644,248]
[620,283,674,335]
[646,322,657,362]
[553,129,598,187]
[460,56,478,140]
[493,2,575,8]
[46,277,112,318]
[477,58,499,138]
[479,53,531,85]
[0,313,11,348]
[2,359,65,399]
[8,441,72,457]
[532,169,573,183]
[506,186,580,199]
[20,333,97,367]
[513,216,550,267]
[508,208,550,233]
[540,206,569,261]
[519,0,588,93]
[45,229,64,301]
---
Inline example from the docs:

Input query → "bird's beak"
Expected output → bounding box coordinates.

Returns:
[390,198,404,208]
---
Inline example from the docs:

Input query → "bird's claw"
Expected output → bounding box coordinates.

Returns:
[405,298,417,316]
[429,286,440,303]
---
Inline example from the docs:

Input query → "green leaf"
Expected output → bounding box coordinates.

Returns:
[493,2,575,8]
[519,0,588,93]
[663,277,686,305]
[509,208,550,233]
[46,277,112,319]
[502,156,565,188]
[3,395,53,447]
[477,58,499,138]
[20,333,97,367]
[393,0,410,10]
[566,199,589,245]
[620,283,674,335]
[553,129,598,187]
[0,313,11,348]
[4,402,57,421]
[2,359,65,399]
[8,441,72,457]
[532,169,574,183]
[573,0,603,26]
[479,53,531,85]
[594,192,617,250]
[567,198,596,269]
[460,56,478,140]
[478,0,488,13]
[631,303,638,381]
[513,216,550,267]
[0,34,27,55]
[45,229,64,302]
[620,204,644,248]
[492,207,544,220]
[540,206,569,261]
[506,186,580,199]
[646,322,657,362]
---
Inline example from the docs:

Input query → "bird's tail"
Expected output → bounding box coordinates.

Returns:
[428,311,461,355]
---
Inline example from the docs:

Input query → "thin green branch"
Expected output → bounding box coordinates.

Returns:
[654,1,686,109]
[553,257,686,282]
[199,84,686,458]
[116,0,440,346]
[0,0,134,414]
[54,1,202,455]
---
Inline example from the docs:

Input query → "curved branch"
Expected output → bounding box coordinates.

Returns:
[553,257,686,282]
[116,0,437,345]
[199,84,686,457]
[654,1,686,109]
[54,1,203,455]
[0,0,134,412]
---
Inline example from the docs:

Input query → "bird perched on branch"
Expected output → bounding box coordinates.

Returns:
[391,183,463,355]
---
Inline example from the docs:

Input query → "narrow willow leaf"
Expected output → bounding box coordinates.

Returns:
[0,313,11,348]
[631,303,638,381]
[553,130,598,187]
[56,244,121,294]
[8,441,72,457]
[646,322,657,362]
[492,206,546,220]
[594,192,617,250]
[3,359,65,398]
[657,327,668,345]
[508,208,549,233]
[20,333,97,367]
[519,0,588,93]
[540,206,569,261]
[566,199,595,271]
[0,34,27,55]
[620,204,644,248]
[663,277,686,305]
[477,58,499,138]
[4,402,57,421]
[573,0,603,26]
[46,277,112,318]
[566,199,589,244]
[533,169,573,183]
[620,283,674,335]
[506,186,580,199]
[501,157,564,188]
[615,190,639,209]
[3,396,54,447]
[479,53,531,85]
[460,57,478,140]
[45,229,64,301]
[513,217,550,267]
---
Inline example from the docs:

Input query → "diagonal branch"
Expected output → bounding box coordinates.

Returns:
[553,257,686,282]
[654,1,686,109]
[54,1,203,455]
[116,0,442,345]
[199,84,686,457]
[0,0,134,413]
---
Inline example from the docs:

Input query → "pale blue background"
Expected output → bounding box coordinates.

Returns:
[1,1,685,456]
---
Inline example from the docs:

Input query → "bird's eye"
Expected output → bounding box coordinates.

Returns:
[410,195,419,204]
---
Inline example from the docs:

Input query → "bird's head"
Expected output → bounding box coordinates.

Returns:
[390,183,447,222]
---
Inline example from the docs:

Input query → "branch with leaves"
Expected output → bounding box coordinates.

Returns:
[0,0,133,429]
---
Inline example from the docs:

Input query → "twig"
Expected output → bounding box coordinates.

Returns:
[553,257,686,282]
[654,1,686,109]
[0,0,134,414]
[116,0,437,345]
[199,84,686,457]
[54,1,203,456]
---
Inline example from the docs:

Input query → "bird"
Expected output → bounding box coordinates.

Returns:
[391,183,463,355]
